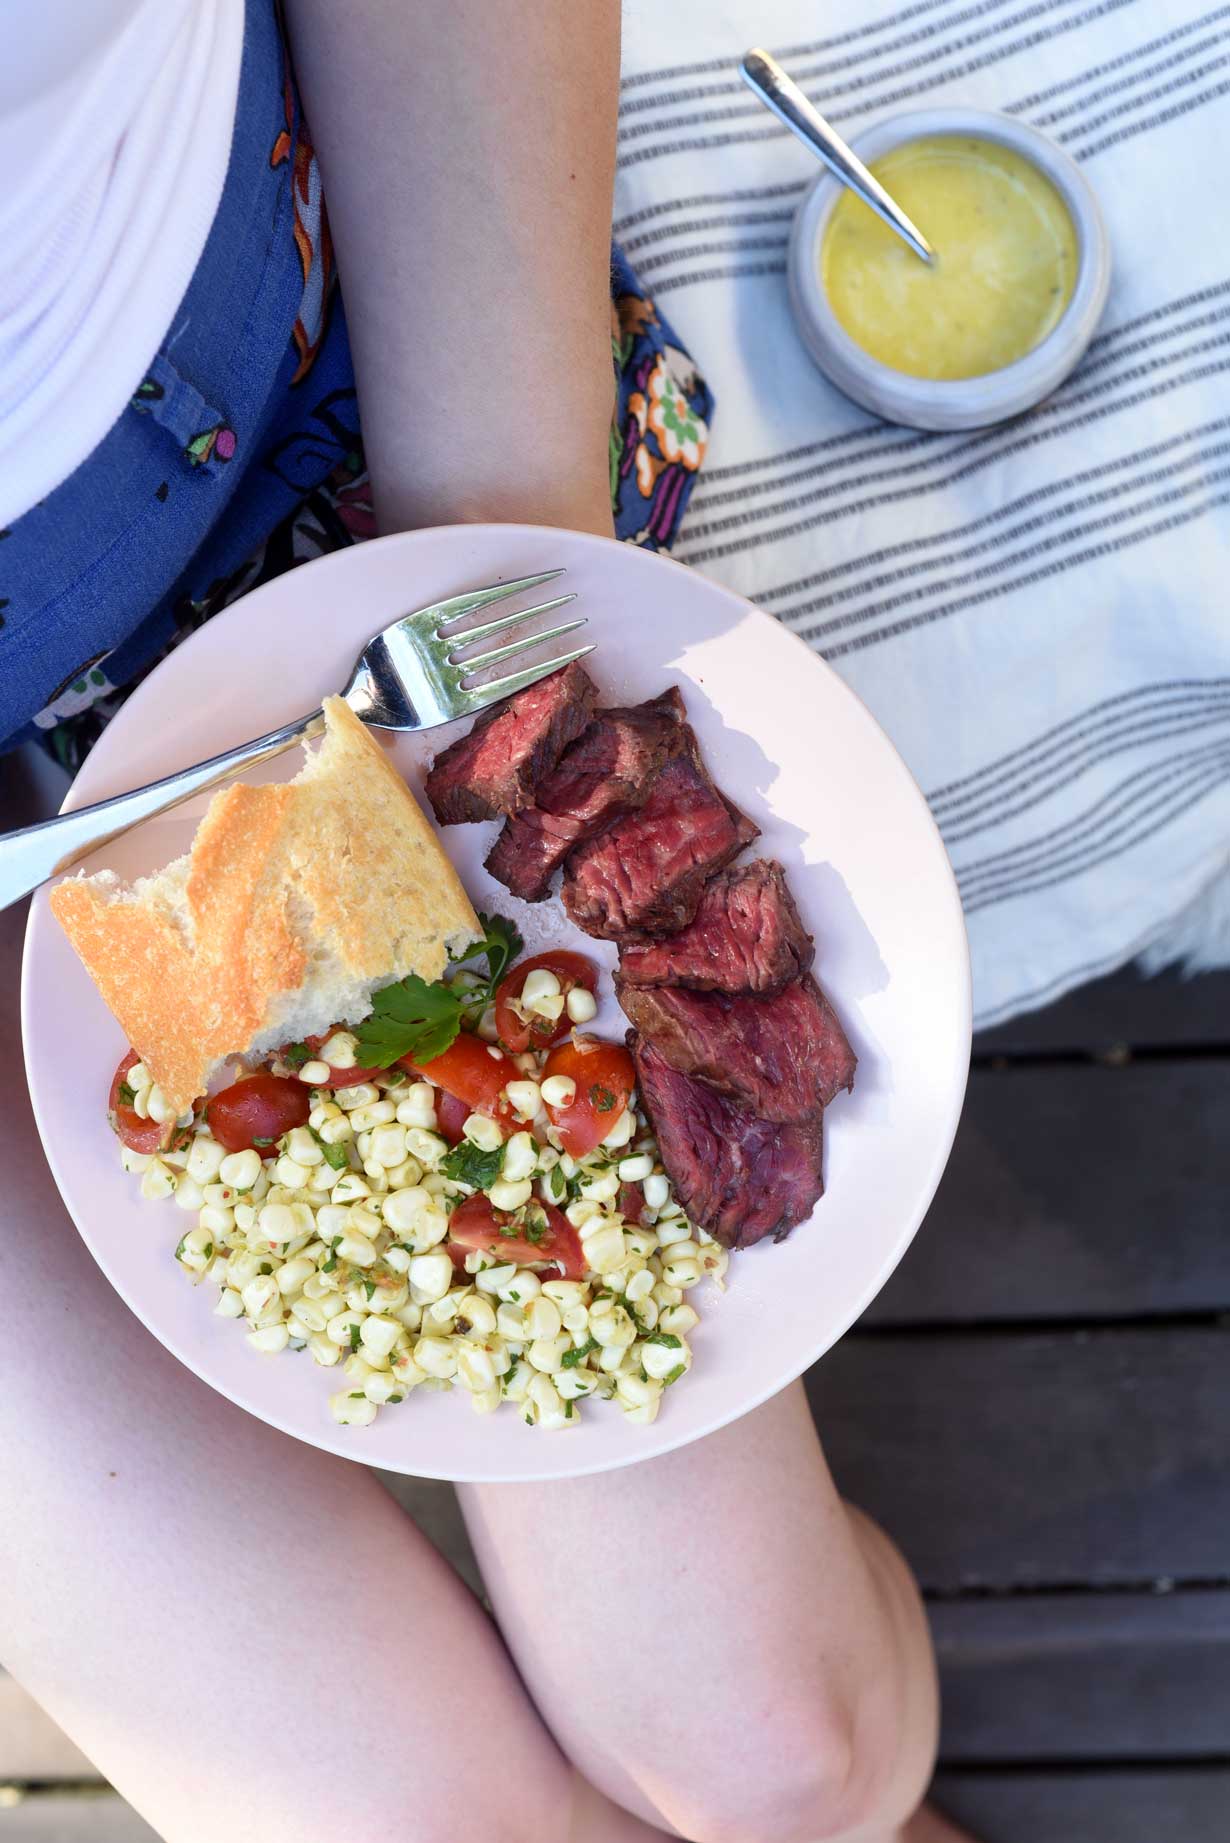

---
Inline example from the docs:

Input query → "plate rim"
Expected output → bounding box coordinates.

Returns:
[21,522,972,1480]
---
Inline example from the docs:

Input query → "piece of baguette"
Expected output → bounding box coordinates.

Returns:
[51,698,481,1115]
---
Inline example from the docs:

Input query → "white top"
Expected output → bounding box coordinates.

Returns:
[0,0,243,528]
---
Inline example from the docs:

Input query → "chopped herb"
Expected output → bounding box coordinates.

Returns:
[310,1126,349,1171]
[202,1243,214,1261]
[259,1263,272,1276]
[322,1236,342,1273]
[564,1398,575,1419]
[546,1166,566,1202]
[589,1083,617,1114]
[348,1323,362,1353]
[252,1135,274,1147]
[561,1336,599,1368]
[644,1331,682,1349]
[388,1392,405,1404]
[349,1390,365,1399]
[354,913,525,1068]
[662,1363,686,1386]
[117,1081,137,1107]
[283,1042,311,1070]
[440,1139,505,1191]
[363,1280,376,1301]
[174,1236,187,1261]
[524,1411,534,1425]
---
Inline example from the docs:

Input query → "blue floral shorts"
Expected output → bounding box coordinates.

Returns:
[0,1,712,770]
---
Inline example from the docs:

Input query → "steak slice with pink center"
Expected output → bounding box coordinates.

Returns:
[617,974,856,1122]
[425,661,597,825]
[617,859,814,995]
[629,1035,824,1248]
[485,689,685,902]
[562,736,758,938]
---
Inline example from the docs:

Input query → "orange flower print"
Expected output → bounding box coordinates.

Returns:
[645,357,707,471]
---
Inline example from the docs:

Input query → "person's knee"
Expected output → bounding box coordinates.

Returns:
[650,1692,893,1843]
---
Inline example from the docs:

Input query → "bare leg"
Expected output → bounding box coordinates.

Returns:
[462,1384,943,1843]
[0,898,675,1843]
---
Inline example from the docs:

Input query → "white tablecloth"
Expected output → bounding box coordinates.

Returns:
[619,0,1230,1025]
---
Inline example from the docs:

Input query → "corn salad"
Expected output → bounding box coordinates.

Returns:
[118,1036,728,1431]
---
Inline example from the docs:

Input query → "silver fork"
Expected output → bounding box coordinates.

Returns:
[1,569,590,910]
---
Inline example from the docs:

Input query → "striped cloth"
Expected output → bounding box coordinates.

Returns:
[618,0,1230,1027]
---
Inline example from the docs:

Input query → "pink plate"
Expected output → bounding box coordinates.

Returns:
[22,524,970,1482]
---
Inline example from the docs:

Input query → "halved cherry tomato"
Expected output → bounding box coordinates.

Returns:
[494,951,599,1053]
[541,1037,635,1159]
[284,1032,386,1088]
[434,1089,470,1145]
[446,1193,585,1280]
[404,1033,516,1132]
[206,1073,311,1156]
[619,1181,645,1225]
[108,1049,166,1154]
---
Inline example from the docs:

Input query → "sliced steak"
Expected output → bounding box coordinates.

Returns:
[562,736,758,938]
[618,860,814,995]
[485,690,685,902]
[425,660,597,825]
[617,974,856,1123]
[630,1035,823,1248]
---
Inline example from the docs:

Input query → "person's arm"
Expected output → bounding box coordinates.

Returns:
[283,0,620,539]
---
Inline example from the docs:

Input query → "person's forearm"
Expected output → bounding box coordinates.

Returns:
[284,0,620,539]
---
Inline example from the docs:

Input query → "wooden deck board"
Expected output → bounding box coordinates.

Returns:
[974,965,1230,1055]
[933,1766,1230,1842]
[0,1794,157,1842]
[867,1058,1230,1324]
[931,1589,1230,1759]
[807,1325,1230,1591]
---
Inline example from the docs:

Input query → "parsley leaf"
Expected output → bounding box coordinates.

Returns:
[644,1331,681,1349]
[440,1140,505,1191]
[348,1323,362,1353]
[353,913,525,1069]
[662,1362,687,1386]
[117,1081,136,1107]
[470,912,523,988]
[561,1336,599,1369]
[352,974,464,1069]
[283,1041,311,1069]
[309,1126,349,1171]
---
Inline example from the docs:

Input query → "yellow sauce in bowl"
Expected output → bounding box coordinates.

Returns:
[820,136,1079,380]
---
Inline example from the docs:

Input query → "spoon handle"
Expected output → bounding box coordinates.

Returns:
[739,47,935,265]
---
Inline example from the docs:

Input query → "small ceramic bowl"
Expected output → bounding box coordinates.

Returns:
[787,108,1112,431]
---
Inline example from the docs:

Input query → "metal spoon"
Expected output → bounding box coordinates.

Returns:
[740,47,935,264]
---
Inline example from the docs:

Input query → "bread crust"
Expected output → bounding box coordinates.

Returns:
[51,699,479,1113]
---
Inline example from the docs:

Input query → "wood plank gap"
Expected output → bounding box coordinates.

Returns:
[857,1312,1230,1337]
[972,1042,1230,1068]
[939,1756,1230,1776]
[926,1576,1230,1602]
